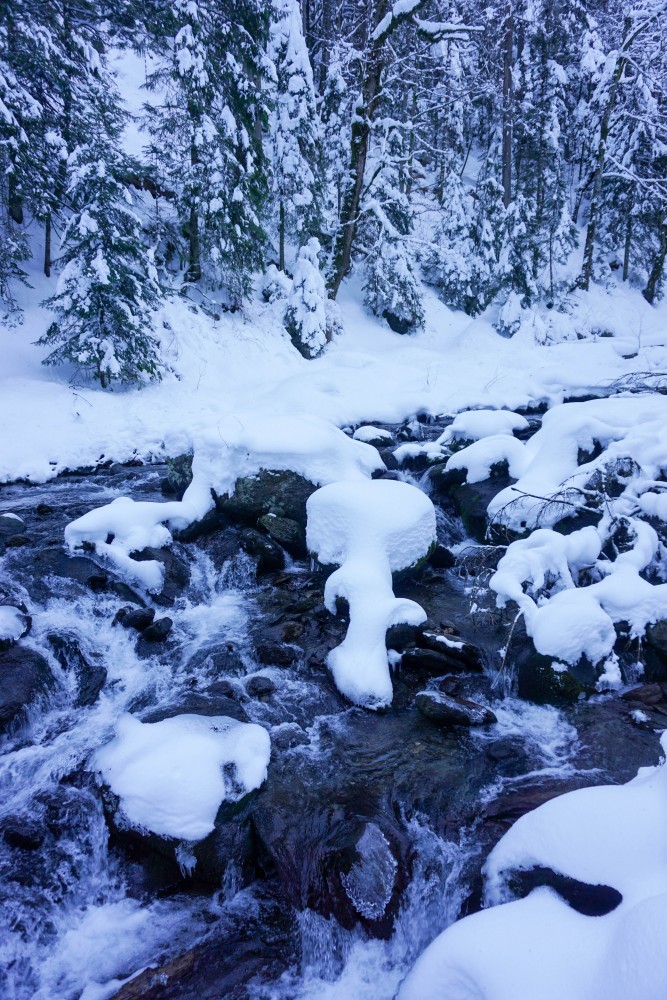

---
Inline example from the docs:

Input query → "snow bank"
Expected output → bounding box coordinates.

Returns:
[306,479,436,708]
[66,412,383,592]
[93,713,271,841]
[398,732,667,1000]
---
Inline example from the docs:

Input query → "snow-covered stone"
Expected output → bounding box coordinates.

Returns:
[94,713,271,842]
[0,605,29,647]
[353,425,393,445]
[306,478,436,708]
[490,519,667,682]
[398,732,667,1000]
[395,409,528,466]
[66,413,383,593]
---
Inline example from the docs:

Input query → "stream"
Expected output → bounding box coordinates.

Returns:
[0,421,663,1000]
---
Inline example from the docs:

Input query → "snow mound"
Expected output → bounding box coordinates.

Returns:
[398,732,667,1000]
[306,478,436,708]
[490,517,667,681]
[394,409,527,466]
[445,434,525,484]
[66,412,383,592]
[0,605,27,645]
[353,425,393,444]
[93,713,271,842]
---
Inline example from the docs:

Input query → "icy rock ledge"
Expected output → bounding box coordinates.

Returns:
[93,714,271,842]
[306,478,436,708]
[398,731,667,1000]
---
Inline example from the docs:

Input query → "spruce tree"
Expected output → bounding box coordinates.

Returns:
[269,0,323,271]
[145,0,270,304]
[362,129,424,332]
[38,141,163,387]
[284,237,330,357]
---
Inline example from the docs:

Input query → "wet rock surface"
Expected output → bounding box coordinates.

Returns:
[0,644,53,731]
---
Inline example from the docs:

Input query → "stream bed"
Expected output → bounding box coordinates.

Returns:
[0,424,664,1000]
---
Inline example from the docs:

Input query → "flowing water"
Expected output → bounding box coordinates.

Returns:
[0,455,655,1000]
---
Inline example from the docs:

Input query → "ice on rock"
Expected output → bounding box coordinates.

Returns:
[93,714,271,842]
[340,823,398,921]
[66,412,383,593]
[306,478,436,708]
[0,605,27,644]
[398,732,667,1000]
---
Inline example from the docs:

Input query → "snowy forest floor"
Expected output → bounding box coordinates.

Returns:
[1,267,666,486]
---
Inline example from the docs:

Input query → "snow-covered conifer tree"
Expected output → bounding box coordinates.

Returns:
[284,237,330,357]
[269,0,323,271]
[38,142,163,386]
[424,169,476,313]
[362,129,424,333]
[145,0,269,304]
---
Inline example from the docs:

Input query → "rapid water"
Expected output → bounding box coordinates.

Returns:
[0,463,592,1000]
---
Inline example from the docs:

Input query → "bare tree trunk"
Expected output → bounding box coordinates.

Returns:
[185,139,201,283]
[328,0,390,298]
[44,213,52,278]
[501,1,513,208]
[279,201,286,271]
[623,211,632,282]
[643,213,667,304]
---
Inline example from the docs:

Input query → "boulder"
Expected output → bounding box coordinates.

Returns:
[644,620,667,681]
[5,534,30,547]
[47,632,107,707]
[141,617,173,642]
[160,453,193,500]
[184,642,246,677]
[134,547,190,605]
[245,675,276,699]
[415,690,496,727]
[0,604,31,651]
[401,646,481,678]
[449,471,516,543]
[420,630,485,671]
[214,469,315,525]
[173,506,227,543]
[621,683,665,706]
[241,528,285,574]
[257,514,307,556]
[255,642,301,668]
[33,549,107,588]
[0,645,53,731]
[114,607,155,632]
[0,513,25,538]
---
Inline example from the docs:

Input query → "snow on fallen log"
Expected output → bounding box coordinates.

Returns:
[306,478,436,709]
[65,413,383,593]
[94,713,271,842]
[398,731,667,1000]
[482,395,667,532]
